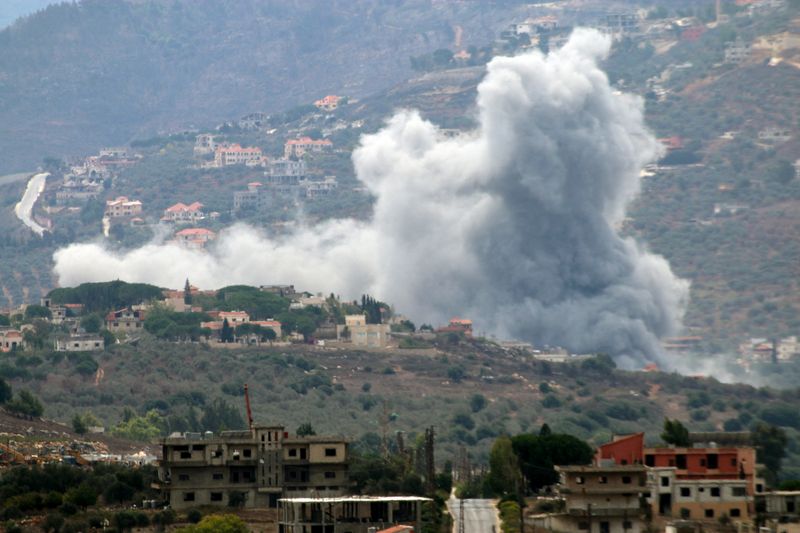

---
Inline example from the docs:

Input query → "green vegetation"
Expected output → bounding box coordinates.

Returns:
[48,281,163,312]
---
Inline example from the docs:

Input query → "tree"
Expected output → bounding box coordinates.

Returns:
[64,483,97,509]
[184,278,193,305]
[80,313,103,333]
[296,423,316,436]
[752,422,787,486]
[485,436,520,498]
[72,414,88,435]
[470,394,487,413]
[6,390,44,418]
[512,433,593,493]
[220,318,234,343]
[0,378,12,404]
[104,481,135,505]
[661,419,690,447]
[24,304,52,320]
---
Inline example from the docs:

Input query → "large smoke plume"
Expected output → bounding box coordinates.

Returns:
[53,29,688,368]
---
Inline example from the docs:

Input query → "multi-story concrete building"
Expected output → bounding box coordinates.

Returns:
[105,308,145,333]
[337,315,391,348]
[55,334,104,352]
[532,465,648,533]
[757,491,800,533]
[284,137,333,158]
[278,496,430,533]
[156,426,349,510]
[105,196,143,218]
[214,144,264,167]
[649,467,751,522]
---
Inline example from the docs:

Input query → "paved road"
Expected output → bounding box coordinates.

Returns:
[448,496,499,533]
[14,172,49,235]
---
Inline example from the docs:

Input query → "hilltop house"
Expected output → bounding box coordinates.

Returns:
[284,137,333,158]
[174,228,216,249]
[0,328,24,352]
[213,144,264,167]
[105,308,145,333]
[194,134,217,155]
[162,202,205,223]
[314,95,342,111]
[337,315,391,348]
[55,334,104,352]
[436,318,473,337]
[105,197,143,218]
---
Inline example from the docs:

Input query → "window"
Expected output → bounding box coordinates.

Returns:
[700,458,706,467]
[711,487,720,497]
[243,449,252,458]
[178,474,190,481]
[645,455,655,467]
[731,509,741,517]
[622,476,632,484]
[212,449,222,458]
[676,455,687,469]
[211,492,223,502]
[289,448,297,457]
[668,459,675,467]
[599,476,608,484]
[680,508,690,519]
[578,522,589,530]
[787,501,796,513]
[212,473,224,480]
[731,487,746,497]
[731,458,737,467]
[661,477,670,487]
[680,487,691,497]
[576,476,585,485]
[183,492,195,502]
[325,448,337,457]
[325,471,336,479]
[623,521,632,529]
[707,454,719,469]
[705,509,714,518]
[180,451,191,459]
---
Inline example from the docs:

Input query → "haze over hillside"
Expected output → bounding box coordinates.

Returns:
[0,0,519,173]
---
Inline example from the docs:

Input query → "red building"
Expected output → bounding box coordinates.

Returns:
[597,433,758,494]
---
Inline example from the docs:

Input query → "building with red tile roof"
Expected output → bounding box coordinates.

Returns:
[174,228,216,249]
[162,202,205,223]
[214,144,264,167]
[314,95,342,111]
[284,137,333,158]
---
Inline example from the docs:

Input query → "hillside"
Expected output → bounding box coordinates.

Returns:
[0,0,523,174]
[6,338,800,480]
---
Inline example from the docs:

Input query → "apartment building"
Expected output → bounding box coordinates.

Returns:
[156,425,349,510]
[757,491,800,533]
[105,196,143,218]
[649,467,750,522]
[532,465,648,533]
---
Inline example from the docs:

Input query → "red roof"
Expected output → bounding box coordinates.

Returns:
[175,228,215,237]
[166,202,204,213]
[377,526,413,533]
[252,320,281,327]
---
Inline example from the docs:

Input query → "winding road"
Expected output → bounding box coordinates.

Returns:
[14,171,49,235]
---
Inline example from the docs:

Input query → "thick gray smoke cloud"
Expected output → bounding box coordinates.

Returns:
[53,29,688,368]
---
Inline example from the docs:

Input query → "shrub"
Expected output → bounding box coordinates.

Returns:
[187,509,203,523]
[541,395,561,408]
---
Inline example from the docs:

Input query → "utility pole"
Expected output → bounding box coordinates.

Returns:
[458,498,465,533]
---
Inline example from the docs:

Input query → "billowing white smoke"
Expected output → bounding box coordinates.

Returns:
[53,29,688,368]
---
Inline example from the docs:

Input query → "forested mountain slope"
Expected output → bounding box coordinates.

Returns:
[0,0,519,173]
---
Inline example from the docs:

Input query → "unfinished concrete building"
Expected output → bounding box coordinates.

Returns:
[278,495,430,533]
[156,425,349,510]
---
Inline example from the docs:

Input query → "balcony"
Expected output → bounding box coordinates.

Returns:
[567,507,644,518]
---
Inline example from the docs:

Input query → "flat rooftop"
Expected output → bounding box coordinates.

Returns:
[279,496,432,504]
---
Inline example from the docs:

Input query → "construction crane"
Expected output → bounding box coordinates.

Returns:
[244,383,254,430]
[0,442,29,465]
